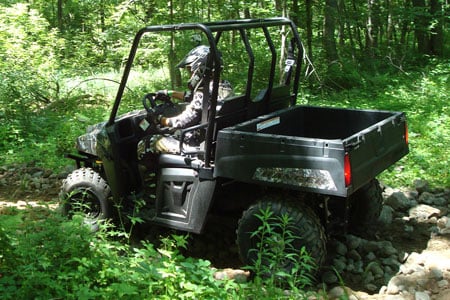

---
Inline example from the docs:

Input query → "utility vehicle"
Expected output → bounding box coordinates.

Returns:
[60,18,409,273]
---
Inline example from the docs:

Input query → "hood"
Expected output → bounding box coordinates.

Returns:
[76,122,106,156]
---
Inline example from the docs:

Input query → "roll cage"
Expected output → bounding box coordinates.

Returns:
[108,17,304,166]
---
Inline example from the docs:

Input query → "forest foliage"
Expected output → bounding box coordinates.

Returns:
[0,1,448,298]
[0,0,447,186]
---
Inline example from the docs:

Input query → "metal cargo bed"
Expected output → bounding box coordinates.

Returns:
[213,105,409,197]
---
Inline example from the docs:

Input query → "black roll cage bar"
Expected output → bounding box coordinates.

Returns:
[108,17,304,167]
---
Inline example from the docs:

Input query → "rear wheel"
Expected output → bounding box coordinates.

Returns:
[348,179,383,234]
[236,197,327,279]
[60,168,111,231]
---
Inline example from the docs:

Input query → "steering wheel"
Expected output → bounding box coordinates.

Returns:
[142,93,176,134]
[142,93,174,115]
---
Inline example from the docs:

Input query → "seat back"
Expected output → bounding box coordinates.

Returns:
[248,85,292,118]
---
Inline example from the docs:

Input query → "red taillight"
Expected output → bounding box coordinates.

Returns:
[404,123,409,145]
[344,153,352,187]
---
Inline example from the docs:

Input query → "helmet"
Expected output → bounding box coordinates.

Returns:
[176,45,210,70]
[177,45,210,90]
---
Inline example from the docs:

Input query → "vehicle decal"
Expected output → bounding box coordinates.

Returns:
[256,117,280,131]
[253,167,338,191]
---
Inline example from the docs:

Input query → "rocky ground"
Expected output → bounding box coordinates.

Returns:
[1,164,450,299]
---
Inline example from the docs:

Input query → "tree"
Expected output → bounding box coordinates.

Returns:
[323,0,339,63]
[429,0,444,56]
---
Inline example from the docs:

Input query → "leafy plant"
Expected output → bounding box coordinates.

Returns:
[244,207,316,299]
[0,206,244,299]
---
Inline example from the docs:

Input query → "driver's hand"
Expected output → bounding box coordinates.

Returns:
[155,90,171,101]
[159,116,171,127]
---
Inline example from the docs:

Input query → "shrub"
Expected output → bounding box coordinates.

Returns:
[244,207,316,299]
[0,207,241,299]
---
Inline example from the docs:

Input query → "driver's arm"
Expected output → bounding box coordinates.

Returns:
[157,89,190,102]
[170,90,185,100]
[160,91,202,128]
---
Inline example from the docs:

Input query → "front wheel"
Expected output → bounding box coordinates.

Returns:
[236,198,327,281]
[59,168,111,231]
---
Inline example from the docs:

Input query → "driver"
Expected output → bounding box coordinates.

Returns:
[138,45,233,156]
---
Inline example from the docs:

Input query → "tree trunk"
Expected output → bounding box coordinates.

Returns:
[352,0,364,54]
[341,0,356,59]
[168,0,181,88]
[412,0,430,54]
[337,0,345,47]
[57,0,64,33]
[366,0,381,57]
[291,0,300,26]
[429,0,444,56]
[305,0,313,61]
[323,0,339,63]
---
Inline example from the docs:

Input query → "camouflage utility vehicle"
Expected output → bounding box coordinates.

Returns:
[60,18,409,273]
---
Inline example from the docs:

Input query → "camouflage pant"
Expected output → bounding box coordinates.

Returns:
[137,132,201,158]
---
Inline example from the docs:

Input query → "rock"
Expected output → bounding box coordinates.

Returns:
[409,204,442,220]
[419,192,446,206]
[327,286,346,299]
[386,275,411,295]
[322,270,339,285]
[414,179,429,194]
[404,224,414,232]
[437,279,448,288]
[379,205,394,225]
[31,171,44,178]
[361,241,380,254]
[354,260,364,274]
[432,197,447,207]
[386,278,401,294]
[385,191,411,211]
[335,241,348,256]
[429,266,443,280]
[213,268,250,283]
[365,283,378,292]
[381,256,401,269]
[346,261,356,273]
[363,271,375,284]
[366,262,384,278]
[365,251,377,261]
[347,249,362,261]
[346,235,362,250]
[437,217,450,234]
[333,257,347,273]
[414,291,430,300]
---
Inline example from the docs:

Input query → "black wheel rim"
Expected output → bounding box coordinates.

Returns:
[66,189,102,221]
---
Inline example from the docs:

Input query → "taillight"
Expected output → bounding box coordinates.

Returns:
[344,153,352,187]
[404,122,409,145]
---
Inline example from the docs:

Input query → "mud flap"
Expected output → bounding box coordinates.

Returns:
[152,167,216,234]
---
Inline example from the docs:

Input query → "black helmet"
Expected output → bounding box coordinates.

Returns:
[177,45,210,90]
[176,45,210,70]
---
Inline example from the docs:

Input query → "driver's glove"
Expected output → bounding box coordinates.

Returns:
[155,90,171,101]
[159,115,172,127]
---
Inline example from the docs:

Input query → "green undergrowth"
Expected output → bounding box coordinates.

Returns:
[0,206,319,299]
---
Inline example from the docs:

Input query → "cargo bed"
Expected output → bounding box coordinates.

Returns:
[214,105,409,197]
